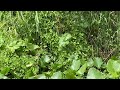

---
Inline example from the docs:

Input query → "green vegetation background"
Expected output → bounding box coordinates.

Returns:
[0,11,120,79]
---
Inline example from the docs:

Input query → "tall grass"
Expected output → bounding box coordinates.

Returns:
[0,11,120,78]
[1,11,120,59]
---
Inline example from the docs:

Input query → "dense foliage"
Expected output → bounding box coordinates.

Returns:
[0,11,120,79]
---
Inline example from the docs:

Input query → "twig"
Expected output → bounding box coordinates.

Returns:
[104,48,117,61]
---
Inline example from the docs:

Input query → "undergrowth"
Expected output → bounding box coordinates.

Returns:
[0,11,120,79]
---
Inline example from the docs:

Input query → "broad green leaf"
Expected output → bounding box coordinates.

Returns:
[28,77,35,79]
[44,55,50,63]
[77,63,87,75]
[37,74,46,79]
[107,60,120,78]
[106,60,118,78]
[1,67,10,75]
[28,74,47,79]
[71,60,81,71]
[94,57,103,69]
[33,45,40,50]
[17,39,26,47]
[2,76,8,79]
[0,73,4,79]
[51,63,62,70]
[59,33,71,49]
[87,58,94,67]
[113,61,120,72]
[26,43,39,51]
[51,71,62,79]
[6,39,26,52]
[87,68,105,79]
[6,40,19,52]
[64,69,76,79]
[0,73,8,79]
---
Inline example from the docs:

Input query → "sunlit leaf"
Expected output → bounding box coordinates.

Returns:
[26,43,39,51]
[26,63,33,67]
[87,68,105,79]
[59,33,71,49]
[44,55,50,63]
[77,63,87,75]
[107,59,120,78]
[94,57,103,69]
[87,58,94,67]
[37,74,47,79]
[71,60,81,71]
[0,73,8,79]
[113,61,120,72]
[106,59,118,78]
[51,71,63,79]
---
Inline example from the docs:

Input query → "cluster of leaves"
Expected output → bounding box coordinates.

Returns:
[0,11,120,79]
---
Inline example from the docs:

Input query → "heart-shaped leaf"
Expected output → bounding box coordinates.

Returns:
[87,68,105,79]
[94,57,103,69]
[107,60,120,78]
